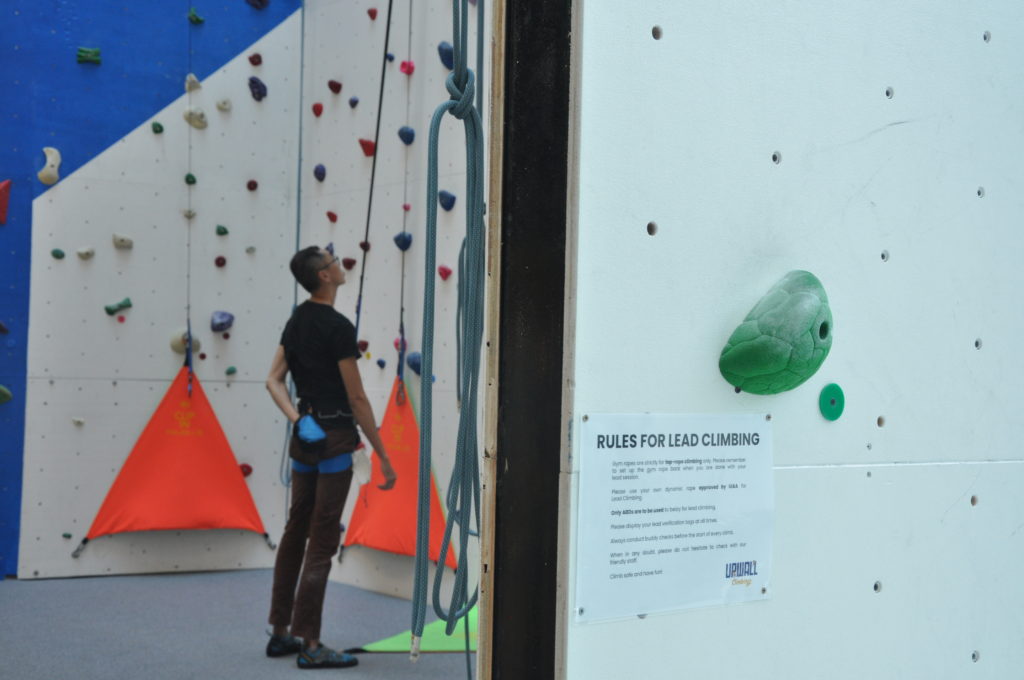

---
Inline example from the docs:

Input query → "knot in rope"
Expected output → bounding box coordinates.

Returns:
[446,70,476,121]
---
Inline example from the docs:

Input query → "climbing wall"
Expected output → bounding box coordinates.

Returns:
[15,0,484,588]
[562,2,1024,679]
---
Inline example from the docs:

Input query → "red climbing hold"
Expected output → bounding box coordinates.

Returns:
[358,139,376,157]
[358,340,369,352]
[0,179,10,224]
[367,8,378,19]
[246,180,258,191]
[326,211,338,223]
[215,256,227,267]
[341,257,357,270]
[400,60,415,75]
[359,241,371,252]
[393,337,407,351]
[312,102,323,117]
[403,203,411,212]
[223,332,230,339]
[248,53,262,66]
[118,315,127,323]
[199,353,207,360]
[240,463,253,477]
[438,265,453,281]
[328,79,342,94]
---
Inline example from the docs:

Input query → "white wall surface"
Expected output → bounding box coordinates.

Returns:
[564,1,1024,677]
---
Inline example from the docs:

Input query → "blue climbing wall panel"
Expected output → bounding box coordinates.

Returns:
[0,0,300,577]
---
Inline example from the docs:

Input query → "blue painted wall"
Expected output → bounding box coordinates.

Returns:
[0,0,301,577]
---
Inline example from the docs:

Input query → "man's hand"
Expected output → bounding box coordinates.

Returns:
[378,457,397,490]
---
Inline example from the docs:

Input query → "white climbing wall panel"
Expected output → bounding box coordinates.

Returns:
[563,1,1024,679]
[20,0,484,593]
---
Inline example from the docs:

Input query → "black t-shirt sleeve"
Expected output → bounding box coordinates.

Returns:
[331,315,360,362]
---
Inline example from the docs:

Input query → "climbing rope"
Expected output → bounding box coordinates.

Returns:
[411,0,485,669]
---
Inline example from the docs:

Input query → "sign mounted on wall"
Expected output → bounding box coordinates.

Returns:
[574,413,774,623]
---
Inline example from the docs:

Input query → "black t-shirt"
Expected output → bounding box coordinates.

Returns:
[280,301,360,419]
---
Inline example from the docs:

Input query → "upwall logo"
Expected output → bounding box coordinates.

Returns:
[725,560,758,586]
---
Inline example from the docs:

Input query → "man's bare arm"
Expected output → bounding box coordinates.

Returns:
[266,345,300,424]
[339,358,396,490]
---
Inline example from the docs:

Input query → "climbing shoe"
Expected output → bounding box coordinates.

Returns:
[265,633,302,657]
[297,645,359,669]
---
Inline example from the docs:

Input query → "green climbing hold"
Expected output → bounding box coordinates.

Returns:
[76,47,101,65]
[62,532,72,540]
[0,385,12,405]
[104,297,132,316]
[151,122,164,134]
[51,248,65,260]
[216,225,229,236]
[188,7,204,24]
[226,366,237,376]
[719,270,833,395]
[185,173,197,185]
[819,383,845,421]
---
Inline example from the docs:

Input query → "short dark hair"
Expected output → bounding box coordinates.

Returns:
[290,246,327,293]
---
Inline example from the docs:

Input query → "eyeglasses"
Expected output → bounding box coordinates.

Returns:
[319,255,340,271]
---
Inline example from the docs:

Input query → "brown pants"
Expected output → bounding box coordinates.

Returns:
[268,466,353,641]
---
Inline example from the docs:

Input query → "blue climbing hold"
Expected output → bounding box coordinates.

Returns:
[386,53,395,62]
[376,358,386,369]
[439,190,456,211]
[348,96,359,108]
[210,310,235,332]
[406,351,422,376]
[398,126,415,145]
[438,41,454,70]
[249,76,268,101]
[393,231,413,251]
[314,164,326,182]
[325,241,335,255]
[246,0,269,8]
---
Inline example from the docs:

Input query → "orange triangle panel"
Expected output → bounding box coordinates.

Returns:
[345,378,457,570]
[86,366,266,540]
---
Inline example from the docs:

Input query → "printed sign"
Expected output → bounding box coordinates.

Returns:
[575,413,774,623]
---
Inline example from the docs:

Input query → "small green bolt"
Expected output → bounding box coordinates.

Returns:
[76,47,101,65]
[188,7,204,24]
[216,225,229,236]
[151,121,164,134]
[185,173,197,185]
[104,297,133,316]
[51,248,65,260]
[226,366,238,376]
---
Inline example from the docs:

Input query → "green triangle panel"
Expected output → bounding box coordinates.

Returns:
[363,607,477,653]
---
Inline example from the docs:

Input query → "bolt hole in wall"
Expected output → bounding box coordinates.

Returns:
[971,495,978,506]
[651,25,662,40]
[975,338,983,349]
[885,86,894,99]
[646,221,657,236]
[876,416,885,427]
[880,250,890,262]
[973,650,981,663]
[977,186,985,198]
[771,151,782,164]
[873,581,882,593]
[983,30,991,42]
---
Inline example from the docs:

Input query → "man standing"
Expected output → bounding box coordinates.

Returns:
[264,246,397,669]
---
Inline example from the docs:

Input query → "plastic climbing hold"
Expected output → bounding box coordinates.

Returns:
[438,190,456,211]
[312,102,323,117]
[38,147,61,185]
[151,121,164,134]
[185,173,197,185]
[216,99,232,112]
[341,257,357,270]
[402,203,411,212]
[0,322,9,334]
[719,270,833,395]
[406,352,423,376]
[376,358,386,369]
[249,77,268,101]
[326,211,338,223]
[367,8,378,19]
[183,106,208,129]
[199,352,207,360]
[170,329,200,354]
[358,139,376,157]
[246,0,269,9]
[438,41,454,70]
[393,232,412,251]
[249,53,262,66]
[400,60,415,75]
[438,265,452,281]
[328,79,342,94]
[222,332,230,339]
[216,225,229,236]
[819,383,845,421]
[226,366,238,376]
[215,256,227,267]
[247,180,258,191]
[112,234,133,249]
[0,179,10,224]
[51,248,65,260]
[63,532,73,539]
[358,340,369,352]
[386,53,395,62]
[348,96,359,108]
[183,209,197,219]
[104,297,132,316]
[77,47,101,65]
[313,164,326,182]
[71,417,85,426]
[398,126,415,145]
[77,247,95,260]
[0,385,12,405]
[245,246,256,254]
[359,241,370,252]
[211,310,234,332]
[188,7,204,24]
[185,73,201,92]
[239,462,253,476]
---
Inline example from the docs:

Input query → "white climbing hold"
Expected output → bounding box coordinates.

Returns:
[37,147,61,186]
[76,247,95,260]
[170,328,201,355]
[183,209,196,219]
[111,234,133,250]
[245,246,256,254]
[216,99,232,112]
[71,417,86,426]
[185,73,202,92]
[183,106,208,129]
